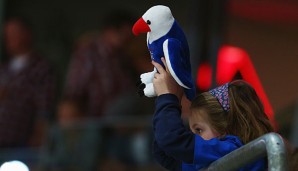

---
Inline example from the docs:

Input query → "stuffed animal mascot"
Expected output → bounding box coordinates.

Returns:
[132,5,195,101]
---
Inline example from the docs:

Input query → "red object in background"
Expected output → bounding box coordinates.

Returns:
[196,45,277,129]
[228,0,298,25]
[196,62,212,91]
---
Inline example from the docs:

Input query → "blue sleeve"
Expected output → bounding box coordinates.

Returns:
[153,140,182,171]
[192,135,265,170]
[193,135,240,169]
[153,94,195,163]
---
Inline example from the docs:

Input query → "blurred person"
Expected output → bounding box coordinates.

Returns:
[64,10,138,117]
[0,17,55,147]
[43,97,100,171]
[57,97,86,126]
[64,10,157,171]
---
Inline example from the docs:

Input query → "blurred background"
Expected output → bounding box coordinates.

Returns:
[0,0,297,170]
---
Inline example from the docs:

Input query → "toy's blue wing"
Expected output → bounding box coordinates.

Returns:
[163,38,195,100]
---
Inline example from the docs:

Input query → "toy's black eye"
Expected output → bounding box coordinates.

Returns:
[146,20,151,25]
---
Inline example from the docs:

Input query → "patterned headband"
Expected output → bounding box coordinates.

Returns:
[209,83,230,112]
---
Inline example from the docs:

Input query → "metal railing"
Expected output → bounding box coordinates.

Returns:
[200,132,288,171]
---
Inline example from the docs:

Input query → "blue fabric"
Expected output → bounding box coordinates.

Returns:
[166,38,195,100]
[147,21,195,100]
[153,140,181,171]
[153,94,195,164]
[153,94,267,171]
[184,135,266,171]
[194,135,242,167]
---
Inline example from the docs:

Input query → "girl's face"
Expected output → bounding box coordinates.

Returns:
[189,109,220,140]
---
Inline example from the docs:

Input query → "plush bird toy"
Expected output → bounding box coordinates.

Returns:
[132,5,195,101]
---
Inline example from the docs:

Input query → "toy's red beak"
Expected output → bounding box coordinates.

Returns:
[132,18,151,36]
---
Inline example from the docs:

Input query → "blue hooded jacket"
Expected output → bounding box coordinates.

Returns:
[153,94,266,171]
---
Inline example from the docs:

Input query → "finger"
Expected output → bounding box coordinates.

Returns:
[154,72,159,79]
[152,60,165,74]
[161,58,169,73]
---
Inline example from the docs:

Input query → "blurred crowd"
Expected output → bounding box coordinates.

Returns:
[0,11,159,171]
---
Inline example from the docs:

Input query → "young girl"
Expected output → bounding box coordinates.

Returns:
[151,58,273,171]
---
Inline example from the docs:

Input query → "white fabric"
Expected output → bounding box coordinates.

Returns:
[163,39,189,89]
[143,5,175,43]
[9,54,28,73]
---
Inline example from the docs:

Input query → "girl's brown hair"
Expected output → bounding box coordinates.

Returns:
[191,80,274,144]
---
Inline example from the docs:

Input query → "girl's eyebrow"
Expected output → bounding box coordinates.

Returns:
[192,123,204,128]
[191,123,197,127]
[191,123,199,129]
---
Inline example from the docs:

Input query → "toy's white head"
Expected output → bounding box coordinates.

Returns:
[132,5,175,42]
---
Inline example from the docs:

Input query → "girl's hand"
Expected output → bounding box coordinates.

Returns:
[152,58,183,101]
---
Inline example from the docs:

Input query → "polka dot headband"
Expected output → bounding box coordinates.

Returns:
[209,83,230,112]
